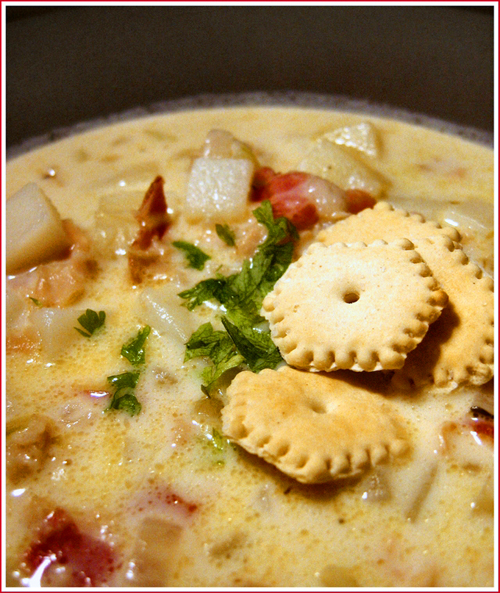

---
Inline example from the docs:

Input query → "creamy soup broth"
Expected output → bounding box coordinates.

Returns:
[4,107,495,587]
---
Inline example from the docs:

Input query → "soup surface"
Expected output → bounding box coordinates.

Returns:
[4,107,495,587]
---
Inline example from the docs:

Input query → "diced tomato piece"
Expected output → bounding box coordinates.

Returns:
[345,188,377,214]
[24,508,116,587]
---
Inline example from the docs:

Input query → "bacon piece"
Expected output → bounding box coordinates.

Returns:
[251,168,358,230]
[132,176,170,250]
[345,188,377,214]
[251,169,318,230]
[24,508,116,587]
[128,176,171,283]
[468,416,494,440]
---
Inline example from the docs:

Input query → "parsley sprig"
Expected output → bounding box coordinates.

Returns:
[121,326,151,366]
[173,241,211,270]
[74,309,106,338]
[215,223,236,246]
[106,371,142,416]
[181,201,298,394]
[107,326,151,416]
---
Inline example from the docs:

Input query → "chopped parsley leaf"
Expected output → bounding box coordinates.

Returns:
[121,326,151,366]
[75,309,106,338]
[173,240,211,270]
[181,201,296,394]
[107,371,141,390]
[215,223,236,246]
[29,297,42,307]
[221,316,283,373]
[178,277,227,311]
[185,323,244,394]
[110,393,142,416]
[179,201,296,316]
[106,371,142,416]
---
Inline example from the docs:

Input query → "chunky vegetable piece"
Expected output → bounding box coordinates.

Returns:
[31,307,87,360]
[298,138,387,197]
[6,183,70,274]
[323,122,380,157]
[185,158,255,222]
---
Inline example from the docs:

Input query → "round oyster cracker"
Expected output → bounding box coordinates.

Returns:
[317,202,494,390]
[222,366,409,484]
[261,238,448,372]
[392,239,494,389]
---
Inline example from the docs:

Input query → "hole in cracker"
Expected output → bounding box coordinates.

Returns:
[343,291,360,304]
[307,399,327,414]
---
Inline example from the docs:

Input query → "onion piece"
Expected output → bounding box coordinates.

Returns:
[136,286,194,344]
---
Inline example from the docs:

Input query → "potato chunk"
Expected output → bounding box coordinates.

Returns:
[6,183,70,274]
[298,139,387,197]
[185,157,254,222]
[31,307,86,361]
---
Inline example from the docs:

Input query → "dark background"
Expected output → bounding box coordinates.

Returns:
[6,5,494,150]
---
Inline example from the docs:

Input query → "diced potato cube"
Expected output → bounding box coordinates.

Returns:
[202,129,259,166]
[6,183,70,274]
[185,157,254,222]
[31,307,85,361]
[298,139,387,197]
[137,286,194,343]
[6,287,29,331]
[323,122,380,157]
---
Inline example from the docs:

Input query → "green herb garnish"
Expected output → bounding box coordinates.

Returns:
[185,323,245,395]
[220,316,282,373]
[74,309,106,338]
[106,371,142,416]
[181,201,297,394]
[173,240,211,270]
[121,326,151,366]
[29,297,42,307]
[215,223,236,246]
[179,201,297,316]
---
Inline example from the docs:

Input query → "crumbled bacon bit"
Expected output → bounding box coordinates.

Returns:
[345,188,377,214]
[132,176,170,250]
[128,176,172,283]
[468,416,494,440]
